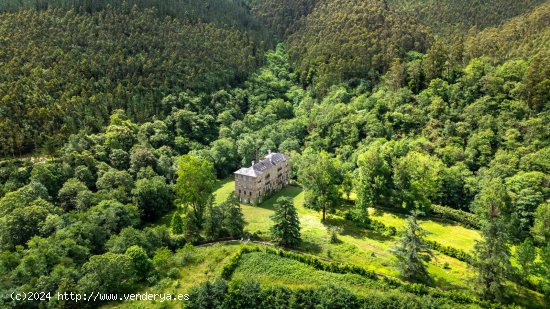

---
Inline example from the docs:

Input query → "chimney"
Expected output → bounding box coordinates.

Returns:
[251,161,255,168]
[268,149,271,155]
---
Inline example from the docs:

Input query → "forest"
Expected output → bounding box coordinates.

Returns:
[0,0,549,308]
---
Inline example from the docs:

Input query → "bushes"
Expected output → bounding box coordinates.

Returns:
[368,219,398,236]
[187,278,482,309]
[431,205,480,229]
[344,210,397,236]
[425,240,473,264]
[218,245,489,307]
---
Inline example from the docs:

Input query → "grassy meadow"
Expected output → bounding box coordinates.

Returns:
[106,179,544,308]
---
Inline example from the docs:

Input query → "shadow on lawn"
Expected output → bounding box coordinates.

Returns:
[298,239,323,254]
[256,185,303,210]
[323,217,393,242]
[432,275,463,291]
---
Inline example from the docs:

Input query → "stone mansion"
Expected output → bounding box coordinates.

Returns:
[234,151,290,204]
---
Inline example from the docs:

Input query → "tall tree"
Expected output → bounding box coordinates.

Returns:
[532,201,550,245]
[393,151,442,212]
[391,211,433,283]
[472,178,512,302]
[174,155,216,230]
[354,145,392,223]
[221,193,246,239]
[132,176,173,222]
[297,150,342,221]
[271,197,301,247]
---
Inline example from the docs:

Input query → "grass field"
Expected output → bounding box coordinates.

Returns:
[213,179,477,289]
[106,178,544,308]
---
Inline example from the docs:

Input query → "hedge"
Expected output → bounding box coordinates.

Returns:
[219,245,497,307]
[431,205,480,229]
[425,240,473,264]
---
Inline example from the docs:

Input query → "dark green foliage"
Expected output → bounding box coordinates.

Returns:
[174,155,216,231]
[0,0,264,33]
[391,212,434,283]
[465,3,550,61]
[186,279,228,309]
[77,253,136,294]
[224,279,263,308]
[0,199,60,250]
[297,150,343,221]
[171,212,184,235]
[286,0,430,93]
[270,197,301,247]
[58,178,92,211]
[252,0,318,38]
[388,0,545,34]
[220,193,246,239]
[0,6,261,156]
[430,205,481,229]
[132,176,173,221]
[354,143,392,219]
[515,239,536,278]
[125,245,153,281]
[473,179,512,302]
[533,202,550,245]
[0,6,548,305]
[424,240,472,264]
[393,152,442,212]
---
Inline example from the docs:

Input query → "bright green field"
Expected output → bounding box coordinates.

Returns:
[213,179,477,286]
[105,179,544,308]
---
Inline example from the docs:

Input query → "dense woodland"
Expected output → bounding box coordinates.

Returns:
[0,0,549,308]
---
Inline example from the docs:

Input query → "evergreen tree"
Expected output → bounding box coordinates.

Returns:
[270,197,301,247]
[391,211,433,283]
[171,212,184,235]
[221,193,246,239]
[472,178,512,302]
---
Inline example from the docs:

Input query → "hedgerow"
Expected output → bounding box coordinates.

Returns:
[220,245,497,307]
[431,204,481,229]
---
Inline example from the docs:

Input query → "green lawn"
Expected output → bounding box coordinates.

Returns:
[368,208,481,252]
[214,179,477,291]
[106,179,544,308]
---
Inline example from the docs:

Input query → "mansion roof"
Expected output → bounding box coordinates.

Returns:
[234,152,289,178]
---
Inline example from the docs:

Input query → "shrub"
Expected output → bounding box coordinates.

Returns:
[425,240,473,264]
[431,205,480,229]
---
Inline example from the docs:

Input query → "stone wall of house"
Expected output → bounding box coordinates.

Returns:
[234,156,289,204]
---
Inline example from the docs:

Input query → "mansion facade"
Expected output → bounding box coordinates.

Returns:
[234,151,290,204]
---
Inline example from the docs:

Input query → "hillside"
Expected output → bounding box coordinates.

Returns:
[0,1,548,309]
[465,1,550,60]
[0,5,264,157]
[252,0,318,38]
[387,0,547,34]
[286,0,431,93]
[0,0,263,31]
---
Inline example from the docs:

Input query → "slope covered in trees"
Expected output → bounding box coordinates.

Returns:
[251,0,318,38]
[286,0,431,94]
[0,0,263,31]
[465,1,550,61]
[1,42,548,307]
[0,1,549,308]
[387,0,547,34]
[0,6,262,157]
